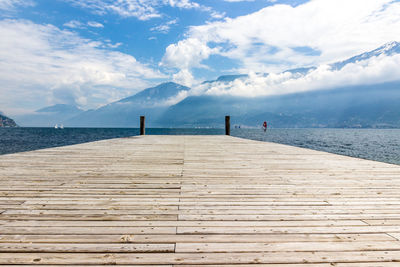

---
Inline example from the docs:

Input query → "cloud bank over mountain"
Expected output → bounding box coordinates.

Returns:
[162,0,400,85]
[192,42,400,98]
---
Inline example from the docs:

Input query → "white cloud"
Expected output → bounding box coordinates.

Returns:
[210,10,226,19]
[172,69,195,87]
[193,53,400,98]
[63,20,85,29]
[150,18,178,34]
[64,0,214,20]
[0,0,34,11]
[161,38,218,69]
[0,19,165,115]
[87,21,104,28]
[162,89,189,106]
[223,0,255,2]
[163,0,200,9]
[162,0,400,77]
[64,20,104,29]
[64,0,161,20]
[106,41,122,48]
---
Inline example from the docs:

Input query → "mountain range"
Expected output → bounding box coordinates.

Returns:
[12,41,400,128]
[14,104,83,127]
[64,82,190,127]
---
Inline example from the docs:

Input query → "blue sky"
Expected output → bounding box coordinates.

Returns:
[10,0,290,77]
[1,0,400,115]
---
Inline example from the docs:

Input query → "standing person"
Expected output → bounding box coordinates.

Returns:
[263,121,267,132]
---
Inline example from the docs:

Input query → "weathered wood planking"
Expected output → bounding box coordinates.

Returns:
[1,135,400,265]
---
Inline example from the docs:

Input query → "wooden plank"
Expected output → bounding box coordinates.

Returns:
[1,135,400,265]
[365,219,400,225]
[177,225,400,234]
[0,243,174,252]
[0,266,171,267]
[175,241,400,252]
[0,219,368,227]
[0,233,394,243]
[3,251,400,264]
[175,264,400,267]
[178,214,400,220]
[2,209,180,215]
[0,214,178,221]
[0,226,176,234]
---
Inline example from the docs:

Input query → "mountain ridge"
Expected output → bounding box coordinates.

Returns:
[36,104,83,114]
[64,82,190,127]
[16,41,400,128]
[0,114,18,127]
[14,104,83,127]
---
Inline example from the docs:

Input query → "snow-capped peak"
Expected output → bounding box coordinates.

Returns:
[330,41,400,70]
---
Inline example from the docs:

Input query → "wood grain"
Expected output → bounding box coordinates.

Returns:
[1,135,400,265]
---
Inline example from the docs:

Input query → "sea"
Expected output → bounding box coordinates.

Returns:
[0,127,399,165]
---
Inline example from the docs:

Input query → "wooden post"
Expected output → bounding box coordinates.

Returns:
[140,116,145,135]
[225,116,230,136]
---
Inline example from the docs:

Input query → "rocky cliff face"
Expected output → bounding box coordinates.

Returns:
[0,114,18,127]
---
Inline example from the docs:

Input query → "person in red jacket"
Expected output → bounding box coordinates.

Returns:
[263,121,267,132]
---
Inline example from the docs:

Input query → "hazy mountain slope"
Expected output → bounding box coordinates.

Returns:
[160,81,400,128]
[119,82,189,104]
[203,74,249,84]
[36,104,82,114]
[66,82,190,127]
[14,104,83,127]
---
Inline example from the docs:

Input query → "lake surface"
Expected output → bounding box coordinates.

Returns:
[0,127,399,165]
[232,128,400,165]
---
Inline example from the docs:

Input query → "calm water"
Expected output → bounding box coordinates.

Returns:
[232,128,400,165]
[0,127,399,165]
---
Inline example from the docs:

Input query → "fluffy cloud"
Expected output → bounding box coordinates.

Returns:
[162,0,400,79]
[172,69,195,87]
[64,0,213,20]
[0,19,165,114]
[161,38,219,69]
[193,52,400,98]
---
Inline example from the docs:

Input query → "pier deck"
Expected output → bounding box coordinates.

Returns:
[1,135,400,265]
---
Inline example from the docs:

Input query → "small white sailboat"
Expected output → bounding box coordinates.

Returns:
[54,124,58,129]
[60,124,64,129]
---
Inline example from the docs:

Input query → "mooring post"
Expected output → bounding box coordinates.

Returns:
[225,116,230,136]
[140,116,145,135]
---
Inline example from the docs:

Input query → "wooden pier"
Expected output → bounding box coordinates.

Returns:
[1,135,400,265]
